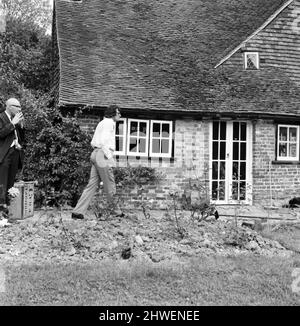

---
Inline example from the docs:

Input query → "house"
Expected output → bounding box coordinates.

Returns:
[52,0,300,207]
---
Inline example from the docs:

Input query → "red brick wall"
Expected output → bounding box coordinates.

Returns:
[252,119,300,206]
[78,116,209,208]
[78,115,300,207]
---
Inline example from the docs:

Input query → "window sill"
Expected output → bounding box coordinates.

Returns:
[272,160,300,165]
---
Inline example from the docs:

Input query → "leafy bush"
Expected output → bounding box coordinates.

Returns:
[21,101,92,207]
[114,165,161,188]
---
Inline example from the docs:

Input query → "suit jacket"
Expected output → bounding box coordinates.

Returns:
[0,111,25,168]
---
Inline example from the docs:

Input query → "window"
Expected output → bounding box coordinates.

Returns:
[277,125,299,161]
[115,118,173,157]
[127,119,149,157]
[244,52,259,70]
[150,120,173,157]
[115,118,126,155]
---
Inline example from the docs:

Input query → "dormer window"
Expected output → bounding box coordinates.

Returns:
[244,52,259,70]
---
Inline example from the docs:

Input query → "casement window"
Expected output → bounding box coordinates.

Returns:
[127,119,149,157]
[277,125,299,161]
[244,52,259,70]
[115,118,126,155]
[115,118,173,158]
[150,120,173,157]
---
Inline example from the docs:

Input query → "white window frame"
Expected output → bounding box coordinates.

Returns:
[127,119,149,157]
[244,52,259,70]
[277,125,299,161]
[114,118,127,155]
[149,120,173,158]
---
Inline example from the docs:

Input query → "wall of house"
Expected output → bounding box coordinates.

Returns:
[77,114,300,207]
[252,119,300,206]
[78,114,210,208]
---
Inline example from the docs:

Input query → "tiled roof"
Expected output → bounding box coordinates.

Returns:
[54,0,300,116]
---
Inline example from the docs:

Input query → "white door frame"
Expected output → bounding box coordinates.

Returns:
[209,120,253,205]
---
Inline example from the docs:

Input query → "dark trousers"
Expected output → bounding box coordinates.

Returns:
[0,147,20,205]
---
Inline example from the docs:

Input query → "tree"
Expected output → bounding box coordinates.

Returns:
[0,0,52,33]
[0,16,52,100]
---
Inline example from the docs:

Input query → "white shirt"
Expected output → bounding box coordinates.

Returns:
[91,118,115,159]
[5,111,19,148]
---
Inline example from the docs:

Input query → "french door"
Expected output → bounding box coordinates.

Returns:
[209,121,253,204]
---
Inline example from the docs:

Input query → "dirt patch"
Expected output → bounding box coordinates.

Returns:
[0,209,295,264]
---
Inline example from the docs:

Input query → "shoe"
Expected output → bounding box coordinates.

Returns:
[71,212,84,220]
[0,204,9,215]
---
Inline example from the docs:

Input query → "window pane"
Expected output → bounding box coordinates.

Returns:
[240,162,246,180]
[152,123,160,138]
[279,127,287,141]
[161,139,169,154]
[213,142,218,160]
[289,128,297,142]
[129,138,137,152]
[219,181,225,200]
[279,143,287,157]
[213,122,219,140]
[152,139,160,153]
[139,138,146,153]
[233,142,239,160]
[220,142,226,160]
[246,53,258,69]
[115,137,123,152]
[212,162,218,180]
[289,143,297,158]
[139,123,147,136]
[232,162,239,179]
[232,182,238,200]
[130,122,138,136]
[116,121,124,135]
[220,161,225,180]
[240,182,246,200]
[212,181,218,200]
[240,143,246,160]
[233,122,239,140]
[220,122,226,140]
[162,124,170,138]
[241,123,246,141]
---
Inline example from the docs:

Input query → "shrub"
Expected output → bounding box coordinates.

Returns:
[21,102,92,208]
[114,165,161,188]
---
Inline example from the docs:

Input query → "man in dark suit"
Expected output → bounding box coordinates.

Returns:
[0,98,25,215]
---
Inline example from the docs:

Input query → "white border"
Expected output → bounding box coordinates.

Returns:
[277,124,299,161]
[149,120,173,158]
[244,52,259,70]
[127,119,149,157]
[114,118,126,155]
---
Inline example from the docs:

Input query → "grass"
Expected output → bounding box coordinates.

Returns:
[1,253,300,306]
[260,223,300,254]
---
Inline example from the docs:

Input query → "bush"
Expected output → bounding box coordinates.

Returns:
[114,165,161,188]
[21,100,92,207]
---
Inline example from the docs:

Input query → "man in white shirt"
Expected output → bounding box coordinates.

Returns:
[72,105,123,219]
[0,98,25,215]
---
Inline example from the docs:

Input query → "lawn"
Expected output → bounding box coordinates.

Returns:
[1,253,300,306]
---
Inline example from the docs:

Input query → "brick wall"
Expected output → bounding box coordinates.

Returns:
[77,114,100,135]
[252,119,300,205]
[78,115,209,208]
[78,115,300,207]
